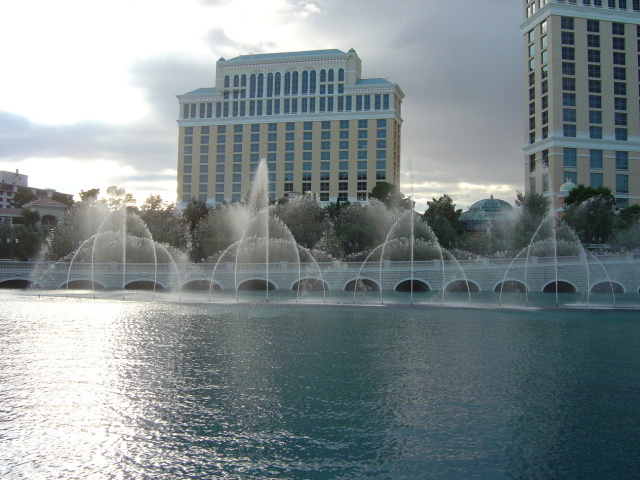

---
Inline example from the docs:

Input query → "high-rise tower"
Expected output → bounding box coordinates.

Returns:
[176,49,404,205]
[522,0,640,208]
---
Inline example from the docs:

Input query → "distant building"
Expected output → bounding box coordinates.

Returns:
[522,0,640,208]
[176,48,404,205]
[0,169,73,226]
[459,195,516,237]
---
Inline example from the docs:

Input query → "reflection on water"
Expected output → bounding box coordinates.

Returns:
[1,291,639,479]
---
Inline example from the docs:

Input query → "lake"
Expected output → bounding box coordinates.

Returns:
[1,290,639,479]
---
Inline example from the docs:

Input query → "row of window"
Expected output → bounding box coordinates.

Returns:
[527,0,640,17]
[181,94,392,119]
[183,159,389,178]
[223,68,346,95]
[529,148,630,170]
[184,119,386,133]
[182,189,382,204]
[185,131,388,145]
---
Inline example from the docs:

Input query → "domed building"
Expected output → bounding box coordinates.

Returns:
[459,195,515,237]
[556,178,577,218]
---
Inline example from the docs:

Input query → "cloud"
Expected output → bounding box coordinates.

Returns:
[283,0,524,207]
[0,111,175,171]
[129,53,214,121]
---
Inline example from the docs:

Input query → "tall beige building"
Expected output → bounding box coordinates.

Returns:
[176,49,404,205]
[522,0,640,208]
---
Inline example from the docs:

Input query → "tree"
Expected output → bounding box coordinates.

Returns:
[274,194,331,249]
[564,185,613,206]
[422,195,461,247]
[182,198,210,232]
[79,188,100,202]
[51,192,74,207]
[105,186,136,211]
[512,191,550,251]
[563,194,616,244]
[369,182,413,210]
[9,186,37,208]
[617,204,640,230]
[20,209,40,227]
[138,194,188,250]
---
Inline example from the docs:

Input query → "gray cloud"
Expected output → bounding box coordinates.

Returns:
[0,110,175,171]
[5,0,528,208]
[129,53,214,121]
[286,0,524,205]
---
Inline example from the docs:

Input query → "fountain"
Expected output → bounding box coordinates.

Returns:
[0,160,635,308]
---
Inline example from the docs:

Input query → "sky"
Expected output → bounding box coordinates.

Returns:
[0,0,524,212]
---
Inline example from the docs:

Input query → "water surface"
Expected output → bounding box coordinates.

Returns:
[1,291,639,479]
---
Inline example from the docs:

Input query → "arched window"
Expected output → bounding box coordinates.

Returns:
[241,74,247,87]
[338,68,345,82]
[249,74,257,98]
[292,71,299,94]
[267,72,274,97]
[328,69,334,82]
[302,70,309,94]
[224,75,230,88]
[320,69,326,82]
[275,72,281,96]
[257,73,264,97]
[233,75,239,88]
[284,72,291,95]
[309,70,317,93]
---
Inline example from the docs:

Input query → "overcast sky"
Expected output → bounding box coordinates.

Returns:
[0,0,524,212]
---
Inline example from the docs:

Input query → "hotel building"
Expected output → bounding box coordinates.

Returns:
[176,49,404,205]
[522,0,640,208]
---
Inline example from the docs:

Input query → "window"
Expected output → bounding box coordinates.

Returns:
[613,37,626,50]
[563,93,576,106]
[590,126,603,138]
[616,175,629,193]
[614,97,627,110]
[616,151,629,170]
[613,52,626,65]
[562,77,576,91]
[614,82,627,95]
[562,46,575,60]
[615,128,628,141]
[614,67,626,80]
[563,148,577,168]
[589,95,602,108]
[564,124,577,137]
[562,62,576,75]
[563,108,577,122]
[589,110,602,123]
[590,173,604,188]
[588,64,601,78]
[564,172,578,185]
[590,150,603,169]
[562,32,574,45]
[588,80,601,93]
[615,112,628,125]
[587,34,600,48]
[587,19,600,32]
[612,22,625,36]
[561,17,574,29]
[588,50,601,63]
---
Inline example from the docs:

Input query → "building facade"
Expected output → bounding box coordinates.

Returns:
[522,0,640,208]
[176,49,404,205]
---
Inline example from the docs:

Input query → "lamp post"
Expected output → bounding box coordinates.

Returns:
[7,237,19,260]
